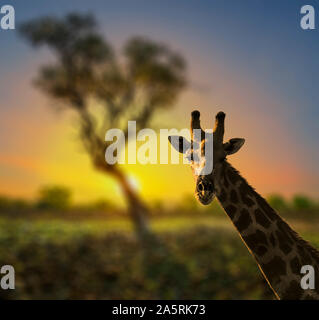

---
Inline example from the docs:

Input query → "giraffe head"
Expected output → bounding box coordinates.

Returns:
[168,110,245,205]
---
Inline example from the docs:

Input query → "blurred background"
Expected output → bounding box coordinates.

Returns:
[0,0,319,299]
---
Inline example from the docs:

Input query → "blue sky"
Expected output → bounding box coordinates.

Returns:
[3,0,318,139]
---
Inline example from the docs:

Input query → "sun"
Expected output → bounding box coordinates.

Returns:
[127,175,141,192]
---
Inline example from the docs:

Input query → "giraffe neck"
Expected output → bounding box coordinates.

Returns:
[214,161,319,300]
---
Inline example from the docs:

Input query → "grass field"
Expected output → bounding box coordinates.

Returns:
[0,214,318,299]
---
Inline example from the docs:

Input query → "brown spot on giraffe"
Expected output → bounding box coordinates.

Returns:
[297,244,312,264]
[235,208,252,232]
[255,195,277,221]
[225,204,237,219]
[277,220,294,244]
[290,257,300,275]
[269,232,276,247]
[222,170,230,188]
[256,245,268,256]
[230,189,239,203]
[218,188,227,202]
[255,208,271,229]
[228,168,240,185]
[243,229,269,251]
[262,256,287,283]
[238,182,255,207]
[282,280,303,300]
[275,230,293,254]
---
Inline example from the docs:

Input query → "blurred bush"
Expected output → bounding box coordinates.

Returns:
[0,191,318,219]
[36,186,72,211]
[0,190,318,299]
[266,194,288,212]
[0,223,274,300]
[0,196,31,214]
[176,194,200,212]
[291,194,314,211]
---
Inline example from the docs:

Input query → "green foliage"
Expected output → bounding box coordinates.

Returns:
[267,194,288,211]
[37,186,72,211]
[292,194,314,210]
[0,196,10,211]
[205,198,225,216]
[0,196,31,213]
[89,199,114,211]
[0,214,318,299]
[151,200,165,212]
[177,194,199,212]
[0,220,274,300]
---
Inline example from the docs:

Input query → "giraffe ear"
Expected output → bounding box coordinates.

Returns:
[223,138,245,155]
[168,136,191,154]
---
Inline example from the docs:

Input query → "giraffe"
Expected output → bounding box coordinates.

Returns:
[168,110,319,300]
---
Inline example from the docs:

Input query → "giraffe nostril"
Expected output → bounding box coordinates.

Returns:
[197,180,214,194]
[206,182,213,192]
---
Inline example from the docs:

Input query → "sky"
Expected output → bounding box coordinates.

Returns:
[0,0,319,205]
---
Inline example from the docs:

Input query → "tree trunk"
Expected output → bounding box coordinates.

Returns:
[111,168,151,239]
[95,162,152,242]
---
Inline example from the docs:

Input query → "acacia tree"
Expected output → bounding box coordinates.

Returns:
[19,13,186,241]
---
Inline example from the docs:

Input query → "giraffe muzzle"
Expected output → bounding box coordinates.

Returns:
[195,178,215,205]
